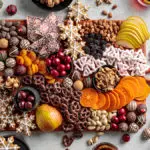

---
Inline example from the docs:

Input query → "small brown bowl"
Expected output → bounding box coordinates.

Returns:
[94,142,118,150]
[13,86,41,112]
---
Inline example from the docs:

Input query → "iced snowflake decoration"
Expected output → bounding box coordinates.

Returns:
[0,136,20,150]
[67,0,89,22]
[65,41,85,60]
[0,105,20,130]
[16,113,36,136]
[59,19,82,43]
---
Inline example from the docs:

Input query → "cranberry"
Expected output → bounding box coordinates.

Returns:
[57,64,66,71]
[60,70,67,76]
[64,56,71,64]
[25,101,33,109]
[111,116,119,124]
[18,91,27,99]
[111,123,118,130]
[122,134,130,142]
[118,108,126,116]
[65,63,71,70]
[51,69,59,77]
[118,115,126,122]
[46,59,52,66]
[6,5,17,16]
[18,101,25,109]
[53,58,61,65]
[27,96,35,102]
[57,51,64,59]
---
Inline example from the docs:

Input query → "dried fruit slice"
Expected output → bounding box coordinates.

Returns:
[100,93,110,110]
[111,90,120,109]
[93,93,106,109]
[80,88,98,108]
[115,89,126,109]
[107,91,117,112]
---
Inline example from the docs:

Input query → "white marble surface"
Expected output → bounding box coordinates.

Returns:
[0,0,150,150]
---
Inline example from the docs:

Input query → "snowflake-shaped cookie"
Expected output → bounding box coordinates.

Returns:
[65,41,85,60]
[16,113,36,136]
[0,105,20,130]
[67,0,89,22]
[0,136,20,150]
[59,20,82,43]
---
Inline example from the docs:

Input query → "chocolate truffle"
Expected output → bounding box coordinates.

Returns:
[63,77,73,88]
[4,68,14,77]
[136,115,146,127]
[126,112,137,123]
[137,104,147,114]
[0,50,7,61]
[83,77,92,88]
[0,38,8,48]
[142,128,150,140]
[126,100,137,111]
[0,61,5,71]
[17,25,27,35]
[129,123,139,133]
[9,46,19,57]
[71,70,81,81]
[5,58,16,68]
[5,21,13,27]
[73,80,84,91]
[10,31,18,36]
[119,122,128,132]
[20,39,30,49]
[9,37,19,46]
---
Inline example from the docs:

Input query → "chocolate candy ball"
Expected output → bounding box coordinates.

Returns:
[63,77,73,88]
[9,46,19,57]
[6,57,16,68]
[83,77,92,88]
[126,100,137,111]
[9,37,19,46]
[136,114,146,127]
[142,128,150,140]
[0,38,8,48]
[126,112,137,123]
[129,123,139,133]
[73,80,84,91]
[0,50,7,61]
[15,65,27,75]
[71,70,81,81]
[20,39,30,49]
[137,104,147,114]
[0,61,5,71]
[119,122,128,132]
[4,68,14,77]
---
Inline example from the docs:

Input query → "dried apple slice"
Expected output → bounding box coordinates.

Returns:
[116,39,135,49]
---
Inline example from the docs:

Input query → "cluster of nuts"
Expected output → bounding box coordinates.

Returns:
[87,109,117,132]
[94,67,120,92]
[5,76,20,90]
[79,20,123,42]
[96,0,112,6]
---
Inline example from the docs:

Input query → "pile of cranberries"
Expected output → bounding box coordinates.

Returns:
[17,90,35,111]
[111,108,126,130]
[46,50,72,78]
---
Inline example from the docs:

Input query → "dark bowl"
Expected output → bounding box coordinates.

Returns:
[92,65,119,93]
[93,142,118,150]
[14,86,41,112]
[32,0,73,11]
[4,136,30,150]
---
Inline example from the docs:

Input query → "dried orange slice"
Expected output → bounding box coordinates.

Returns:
[107,92,117,112]
[80,88,99,108]
[100,93,110,110]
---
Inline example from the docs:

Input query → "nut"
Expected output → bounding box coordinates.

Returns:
[112,4,118,10]
[102,10,108,16]
[88,126,96,130]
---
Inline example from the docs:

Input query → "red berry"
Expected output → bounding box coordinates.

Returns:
[54,58,61,65]
[27,96,35,102]
[57,64,66,71]
[118,115,126,122]
[46,59,52,66]
[18,101,25,109]
[111,116,119,124]
[25,101,33,109]
[6,5,17,16]
[57,51,64,59]
[65,63,71,70]
[18,91,27,99]
[118,108,126,116]
[111,123,118,130]
[51,69,59,77]
[122,134,130,142]
[60,70,67,76]
[64,56,71,64]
